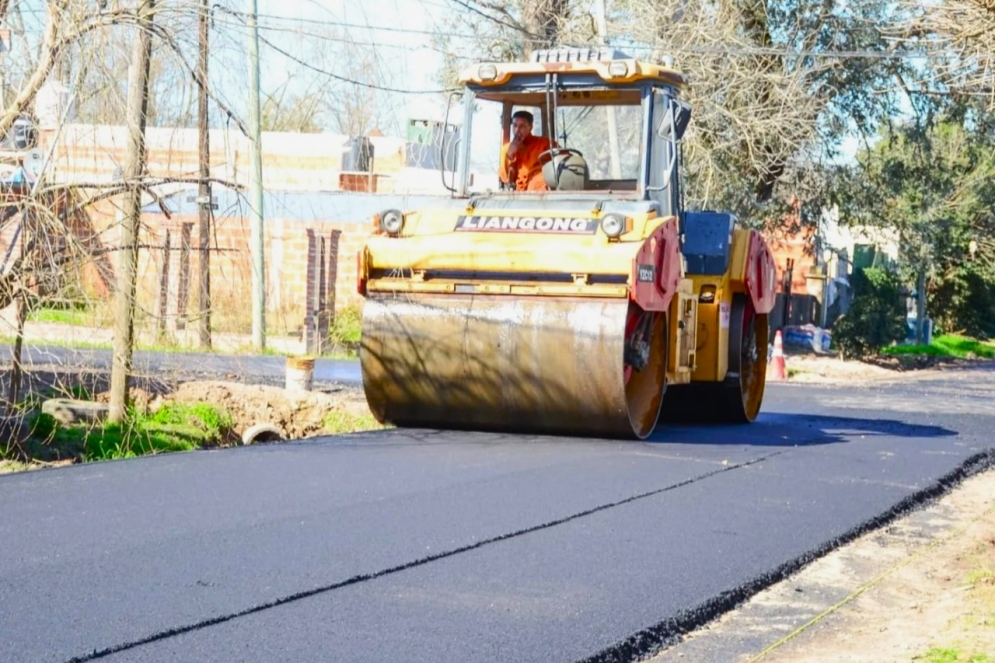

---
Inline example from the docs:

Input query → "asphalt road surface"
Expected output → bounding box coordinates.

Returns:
[2,364,993,663]
[7,342,363,385]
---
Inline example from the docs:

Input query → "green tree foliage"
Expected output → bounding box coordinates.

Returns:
[828,97,995,342]
[832,267,908,359]
[929,266,995,339]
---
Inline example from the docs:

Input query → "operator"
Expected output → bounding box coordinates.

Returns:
[499,110,552,191]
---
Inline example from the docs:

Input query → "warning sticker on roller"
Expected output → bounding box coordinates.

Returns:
[720,302,730,328]
[454,215,599,234]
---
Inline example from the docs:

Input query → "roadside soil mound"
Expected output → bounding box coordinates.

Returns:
[166,380,371,440]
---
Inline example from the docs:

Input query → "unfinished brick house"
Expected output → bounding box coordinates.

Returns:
[0,122,454,351]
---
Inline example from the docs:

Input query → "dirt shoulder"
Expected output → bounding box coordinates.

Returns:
[648,467,995,663]
[779,350,985,385]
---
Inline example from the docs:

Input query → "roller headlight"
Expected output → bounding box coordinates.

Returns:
[379,209,404,235]
[601,214,625,238]
[478,64,498,80]
[607,61,628,78]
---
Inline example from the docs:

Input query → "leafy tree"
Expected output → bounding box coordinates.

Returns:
[829,97,995,343]
[929,267,995,339]
[832,267,907,359]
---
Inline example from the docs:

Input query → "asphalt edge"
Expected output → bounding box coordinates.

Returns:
[575,447,995,663]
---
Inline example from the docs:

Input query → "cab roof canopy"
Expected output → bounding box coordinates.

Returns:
[457,46,687,93]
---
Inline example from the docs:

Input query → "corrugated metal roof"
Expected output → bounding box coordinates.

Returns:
[141,186,453,223]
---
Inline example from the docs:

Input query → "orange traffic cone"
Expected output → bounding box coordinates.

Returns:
[768,329,786,381]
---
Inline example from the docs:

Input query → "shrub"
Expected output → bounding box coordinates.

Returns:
[832,267,908,359]
[929,268,995,340]
[328,305,362,355]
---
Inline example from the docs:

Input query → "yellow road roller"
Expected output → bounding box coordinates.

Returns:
[356,47,777,439]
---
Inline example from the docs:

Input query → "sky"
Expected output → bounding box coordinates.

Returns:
[3,0,891,164]
[231,0,455,134]
[6,0,455,136]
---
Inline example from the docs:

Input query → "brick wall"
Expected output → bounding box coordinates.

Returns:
[132,212,373,335]
[764,222,817,295]
[0,190,376,340]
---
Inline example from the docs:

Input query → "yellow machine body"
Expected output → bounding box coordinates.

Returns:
[356,47,777,438]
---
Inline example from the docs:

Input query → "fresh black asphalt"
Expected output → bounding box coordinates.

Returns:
[1,364,993,663]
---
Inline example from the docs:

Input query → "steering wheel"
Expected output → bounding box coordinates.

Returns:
[537,147,586,165]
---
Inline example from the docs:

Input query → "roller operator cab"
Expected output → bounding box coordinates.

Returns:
[357,47,778,440]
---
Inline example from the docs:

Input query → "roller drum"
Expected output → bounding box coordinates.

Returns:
[359,294,668,439]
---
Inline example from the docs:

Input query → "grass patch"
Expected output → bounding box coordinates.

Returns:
[328,305,362,357]
[146,401,233,440]
[20,401,234,463]
[0,334,114,350]
[915,650,993,663]
[967,565,995,586]
[881,334,995,359]
[322,409,388,434]
[27,307,92,326]
[0,459,34,473]
[83,422,203,460]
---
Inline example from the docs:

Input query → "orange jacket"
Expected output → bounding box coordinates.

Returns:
[499,134,552,191]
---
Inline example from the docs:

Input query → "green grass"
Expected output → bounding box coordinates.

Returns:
[9,302,368,359]
[328,306,362,357]
[881,334,995,359]
[22,401,234,463]
[322,410,388,434]
[967,565,995,586]
[915,650,993,663]
[27,307,94,326]
[146,401,233,439]
[0,333,113,350]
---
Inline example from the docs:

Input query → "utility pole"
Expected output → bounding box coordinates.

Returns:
[197,0,211,349]
[246,0,265,349]
[594,0,621,179]
[109,0,154,423]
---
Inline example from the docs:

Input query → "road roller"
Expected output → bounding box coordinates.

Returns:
[356,47,777,439]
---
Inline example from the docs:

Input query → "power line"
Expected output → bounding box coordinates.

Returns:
[213,9,965,61]
[209,6,455,94]
[5,0,983,63]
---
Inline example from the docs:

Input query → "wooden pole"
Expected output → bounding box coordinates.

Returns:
[108,0,154,423]
[197,0,211,348]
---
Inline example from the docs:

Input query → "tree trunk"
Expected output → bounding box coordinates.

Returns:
[916,266,927,345]
[108,0,154,423]
[7,286,27,407]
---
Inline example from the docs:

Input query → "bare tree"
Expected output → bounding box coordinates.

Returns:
[234,23,400,135]
[260,83,324,133]
[0,0,148,137]
[437,0,585,76]
[620,0,906,221]
[437,0,904,227]
[891,0,995,108]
